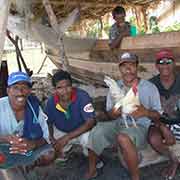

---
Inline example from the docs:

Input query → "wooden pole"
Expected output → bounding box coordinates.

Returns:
[42,0,70,72]
[37,55,48,74]
[6,30,33,76]
[0,0,11,63]
[0,60,8,98]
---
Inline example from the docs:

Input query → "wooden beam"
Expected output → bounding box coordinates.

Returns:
[0,0,10,63]
[32,0,156,6]
[32,1,120,7]
[94,31,180,50]
[42,0,70,71]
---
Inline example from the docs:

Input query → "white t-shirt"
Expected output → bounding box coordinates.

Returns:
[0,96,49,141]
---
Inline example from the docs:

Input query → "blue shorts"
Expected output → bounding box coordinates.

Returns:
[0,143,52,169]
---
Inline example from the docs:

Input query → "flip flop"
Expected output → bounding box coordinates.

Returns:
[96,160,104,169]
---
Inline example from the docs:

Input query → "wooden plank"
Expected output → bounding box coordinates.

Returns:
[0,0,10,63]
[94,31,180,50]
[46,31,180,86]
[32,0,118,7]
[91,47,180,63]
[139,142,180,167]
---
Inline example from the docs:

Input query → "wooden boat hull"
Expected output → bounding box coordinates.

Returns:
[47,31,180,85]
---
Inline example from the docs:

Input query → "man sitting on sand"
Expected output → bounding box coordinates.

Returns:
[0,71,49,179]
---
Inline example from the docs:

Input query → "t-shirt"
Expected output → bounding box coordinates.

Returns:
[45,88,95,133]
[109,22,131,45]
[106,79,162,128]
[150,74,180,139]
[0,96,49,141]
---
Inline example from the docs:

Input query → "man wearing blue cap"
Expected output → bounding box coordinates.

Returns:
[0,71,49,178]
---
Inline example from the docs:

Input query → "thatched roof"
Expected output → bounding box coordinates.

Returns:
[11,0,162,23]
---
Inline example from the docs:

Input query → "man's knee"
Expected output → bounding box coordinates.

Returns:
[92,126,108,139]
[117,133,132,146]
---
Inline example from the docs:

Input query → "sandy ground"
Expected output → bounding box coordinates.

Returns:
[26,147,180,180]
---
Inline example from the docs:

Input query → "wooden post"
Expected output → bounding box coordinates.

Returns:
[0,60,8,98]
[0,0,11,63]
[6,30,33,76]
[42,0,70,71]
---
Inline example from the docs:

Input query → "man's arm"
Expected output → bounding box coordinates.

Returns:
[64,118,95,141]
[0,135,20,144]
[53,118,95,152]
[24,138,47,150]
[48,122,56,144]
[130,105,161,127]
[109,31,129,49]
[96,107,122,121]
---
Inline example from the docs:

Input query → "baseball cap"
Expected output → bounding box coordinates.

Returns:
[7,71,32,87]
[156,49,174,62]
[119,52,138,65]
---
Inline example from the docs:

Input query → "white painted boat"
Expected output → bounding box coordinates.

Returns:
[46,31,180,85]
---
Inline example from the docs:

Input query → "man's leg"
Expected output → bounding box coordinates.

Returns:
[85,121,119,179]
[117,133,139,180]
[85,149,99,179]
[117,125,148,180]
[0,168,26,180]
[148,125,179,179]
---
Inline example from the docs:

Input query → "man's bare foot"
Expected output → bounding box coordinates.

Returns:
[162,161,179,179]
[84,169,97,180]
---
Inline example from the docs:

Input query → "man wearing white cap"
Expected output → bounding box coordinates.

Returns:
[0,71,49,179]
[86,52,162,180]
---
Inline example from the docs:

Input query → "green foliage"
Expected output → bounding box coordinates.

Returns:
[129,16,136,26]
[103,22,111,36]
[138,24,146,35]
[163,21,180,32]
[149,16,160,33]
[87,20,102,38]
[86,20,111,38]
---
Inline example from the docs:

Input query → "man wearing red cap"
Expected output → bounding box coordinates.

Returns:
[149,49,180,179]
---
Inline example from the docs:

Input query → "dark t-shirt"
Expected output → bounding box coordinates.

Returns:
[150,74,180,116]
[45,88,95,132]
[150,74,180,140]
[109,21,131,45]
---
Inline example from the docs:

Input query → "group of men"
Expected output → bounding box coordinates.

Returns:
[0,5,179,180]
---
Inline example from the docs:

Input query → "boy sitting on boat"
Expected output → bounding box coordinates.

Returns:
[109,6,136,49]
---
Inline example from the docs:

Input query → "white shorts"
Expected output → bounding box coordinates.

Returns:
[53,126,90,155]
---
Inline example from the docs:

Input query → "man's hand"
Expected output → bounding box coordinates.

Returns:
[4,134,22,144]
[121,30,130,37]
[9,138,36,155]
[130,105,148,119]
[49,136,57,145]
[110,107,122,119]
[159,124,176,145]
[53,135,70,153]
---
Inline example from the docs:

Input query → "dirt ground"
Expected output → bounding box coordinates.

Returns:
[26,147,180,180]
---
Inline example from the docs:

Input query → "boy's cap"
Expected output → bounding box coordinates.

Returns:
[8,71,32,86]
[156,49,174,61]
[119,52,138,65]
